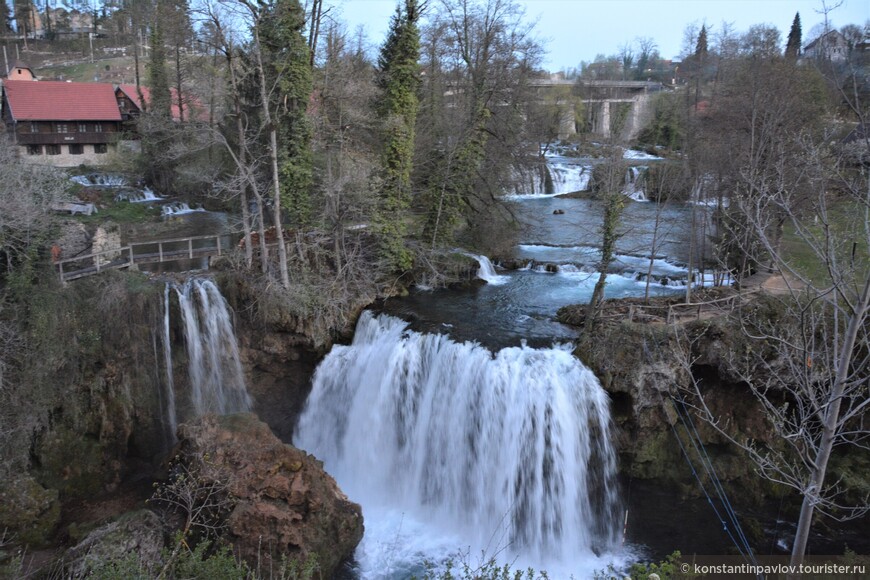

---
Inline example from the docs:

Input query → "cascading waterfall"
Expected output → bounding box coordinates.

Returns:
[162,202,206,217]
[295,312,622,576]
[508,162,590,199]
[174,278,252,416]
[464,252,511,285]
[70,173,129,187]
[623,166,647,202]
[115,188,162,203]
[161,284,178,441]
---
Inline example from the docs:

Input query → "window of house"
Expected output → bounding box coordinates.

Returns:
[30,122,39,133]
[27,145,42,155]
[46,144,61,155]
[94,143,108,154]
[57,124,69,134]
[78,123,88,133]
[94,123,103,133]
[69,144,84,155]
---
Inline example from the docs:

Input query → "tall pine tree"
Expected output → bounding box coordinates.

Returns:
[2,0,13,34]
[259,0,314,228]
[374,0,421,271]
[148,0,172,120]
[785,13,802,60]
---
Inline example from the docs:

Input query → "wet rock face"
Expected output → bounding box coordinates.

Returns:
[236,328,321,443]
[176,414,363,577]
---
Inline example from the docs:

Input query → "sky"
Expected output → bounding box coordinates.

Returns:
[331,0,869,71]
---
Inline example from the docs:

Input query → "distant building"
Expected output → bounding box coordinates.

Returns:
[1,80,123,166]
[6,61,37,81]
[803,30,849,62]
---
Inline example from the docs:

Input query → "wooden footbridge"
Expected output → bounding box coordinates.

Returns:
[56,234,233,283]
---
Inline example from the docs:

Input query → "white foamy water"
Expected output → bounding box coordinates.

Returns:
[507,161,591,200]
[295,312,627,578]
[174,278,251,416]
[463,252,511,285]
[162,202,207,217]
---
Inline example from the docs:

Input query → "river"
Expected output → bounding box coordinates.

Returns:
[294,153,731,578]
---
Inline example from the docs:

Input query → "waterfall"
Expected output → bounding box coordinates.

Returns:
[161,284,178,440]
[162,202,206,217]
[507,162,590,199]
[464,253,511,285]
[115,188,162,203]
[623,166,647,202]
[71,173,128,187]
[295,312,622,575]
[174,278,251,416]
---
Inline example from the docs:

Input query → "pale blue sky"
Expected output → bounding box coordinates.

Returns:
[332,0,869,71]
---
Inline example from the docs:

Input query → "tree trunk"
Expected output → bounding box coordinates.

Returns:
[253,26,290,288]
[789,274,870,569]
[225,48,254,269]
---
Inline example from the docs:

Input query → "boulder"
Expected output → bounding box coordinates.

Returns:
[63,510,164,577]
[175,414,363,577]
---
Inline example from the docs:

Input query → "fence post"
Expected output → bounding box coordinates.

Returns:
[128,247,134,268]
[628,304,634,323]
[58,262,65,284]
[188,238,193,259]
[216,236,222,256]
[159,242,164,262]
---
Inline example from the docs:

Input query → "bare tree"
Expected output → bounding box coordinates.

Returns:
[0,138,69,273]
[677,122,869,569]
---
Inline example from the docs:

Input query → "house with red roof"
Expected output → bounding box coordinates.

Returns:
[1,79,123,166]
[116,84,208,123]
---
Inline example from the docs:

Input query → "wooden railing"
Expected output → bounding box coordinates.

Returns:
[56,234,232,283]
[616,289,762,325]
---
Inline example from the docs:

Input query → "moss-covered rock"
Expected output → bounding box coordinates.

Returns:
[0,475,61,546]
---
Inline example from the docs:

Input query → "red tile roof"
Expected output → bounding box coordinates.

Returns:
[3,80,122,121]
[118,84,207,122]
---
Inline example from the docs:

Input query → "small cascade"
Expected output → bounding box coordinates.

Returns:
[174,278,252,416]
[464,252,511,285]
[115,187,162,203]
[161,284,178,441]
[162,202,206,217]
[508,162,590,199]
[71,173,129,187]
[622,166,647,202]
[295,312,622,574]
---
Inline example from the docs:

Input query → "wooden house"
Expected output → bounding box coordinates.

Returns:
[2,80,123,167]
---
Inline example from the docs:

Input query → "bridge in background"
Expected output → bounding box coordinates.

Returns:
[527,79,666,141]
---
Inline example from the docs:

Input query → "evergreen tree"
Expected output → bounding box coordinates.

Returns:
[2,0,13,34]
[13,0,31,38]
[692,24,708,107]
[374,0,421,271]
[148,0,172,120]
[785,12,802,60]
[695,24,708,57]
[259,0,314,227]
[142,1,174,192]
